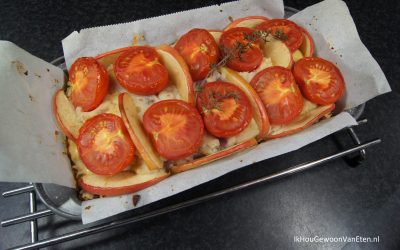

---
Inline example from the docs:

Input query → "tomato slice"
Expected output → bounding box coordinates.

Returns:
[219,27,263,72]
[114,46,169,95]
[77,113,135,176]
[256,19,303,52]
[143,100,204,160]
[68,57,109,112]
[197,81,253,138]
[293,57,345,105]
[250,66,304,125]
[175,29,220,81]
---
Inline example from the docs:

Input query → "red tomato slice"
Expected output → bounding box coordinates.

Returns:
[256,19,304,52]
[143,100,204,160]
[68,57,109,112]
[77,113,135,176]
[219,27,263,72]
[197,81,253,138]
[250,66,304,125]
[293,57,345,105]
[175,29,220,81]
[114,46,169,95]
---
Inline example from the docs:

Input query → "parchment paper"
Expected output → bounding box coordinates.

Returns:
[288,0,391,109]
[0,0,391,223]
[62,0,284,69]
[0,41,75,188]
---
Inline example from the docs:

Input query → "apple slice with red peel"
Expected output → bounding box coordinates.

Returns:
[224,16,269,31]
[156,45,195,105]
[268,100,335,139]
[208,30,223,44]
[292,28,315,62]
[298,27,315,57]
[95,47,130,68]
[171,138,257,174]
[119,93,164,170]
[219,66,270,140]
[262,36,293,68]
[79,170,169,196]
[53,89,82,141]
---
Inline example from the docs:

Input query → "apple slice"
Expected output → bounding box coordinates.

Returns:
[80,169,169,196]
[262,36,293,68]
[208,30,223,44]
[171,138,257,174]
[292,49,304,63]
[119,93,164,170]
[224,16,269,30]
[268,100,335,139]
[53,89,82,141]
[156,45,195,105]
[298,27,315,57]
[219,66,270,139]
[95,47,130,69]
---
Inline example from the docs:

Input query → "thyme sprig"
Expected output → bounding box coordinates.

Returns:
[201,90,240,113]
[195,29,288,93]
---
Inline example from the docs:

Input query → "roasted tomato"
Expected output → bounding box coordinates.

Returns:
[114,46,169,95]
[68,57,109,112]
[219,27,263,72]
[143,100,204,160]
[77,113,135,176]
[197,81,253,138]
[250,66,304,125]
[256,19,303,52]
[175,29,220,81]
[293,57,345,105]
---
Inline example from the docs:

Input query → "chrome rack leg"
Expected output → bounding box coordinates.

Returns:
[9,138,381,250]
[29,183,38,243]
[346,119,368,166]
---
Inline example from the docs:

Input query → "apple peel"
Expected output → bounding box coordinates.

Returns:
[170,138,257,174]
[224,16,270,31]
[268,100,335,139]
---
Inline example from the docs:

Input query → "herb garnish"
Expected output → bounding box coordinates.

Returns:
[195,29,288,93]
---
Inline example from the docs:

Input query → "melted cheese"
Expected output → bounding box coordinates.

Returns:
[199,118,260,155]
[74,92,120,124]
[129,84,181,121]
[200,133,221,155]
[238,57,273,82]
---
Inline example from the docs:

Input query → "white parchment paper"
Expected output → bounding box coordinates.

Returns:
[62,0,284,69]
[0,41,75,188]
[288,0,391,109]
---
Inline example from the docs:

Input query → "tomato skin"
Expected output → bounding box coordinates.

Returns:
[114,46,169,95]
[143,100,204,160]
[68,57,109,112]
[250,66,304,125]
[175,29,220,81]
[77,113,135,176]
[197,81,253,138]
[256,19,303,52]
[219,27,263,72]
[293,57,345,105]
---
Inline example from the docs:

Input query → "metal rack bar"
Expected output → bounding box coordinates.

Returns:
[1,210,53,227]
[8,138,381,250]
[2,185,35,197]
